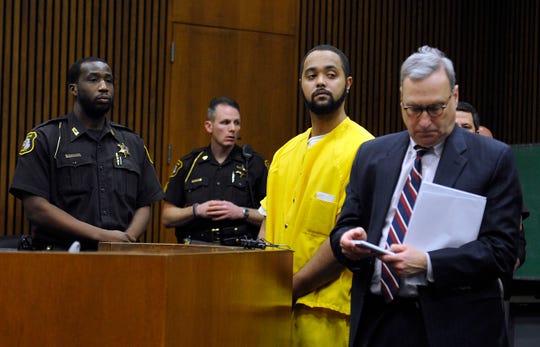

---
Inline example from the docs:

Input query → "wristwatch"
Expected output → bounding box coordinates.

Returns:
[242,208,250,220]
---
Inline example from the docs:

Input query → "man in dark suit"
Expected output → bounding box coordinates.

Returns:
[330,46,522,347]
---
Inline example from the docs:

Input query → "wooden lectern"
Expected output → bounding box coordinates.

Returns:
[0,243,293,346]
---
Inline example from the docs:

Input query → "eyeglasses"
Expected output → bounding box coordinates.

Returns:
[402,95,452,118]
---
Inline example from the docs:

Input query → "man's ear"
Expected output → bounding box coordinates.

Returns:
[68,83,78,96]
[204,120,213,134]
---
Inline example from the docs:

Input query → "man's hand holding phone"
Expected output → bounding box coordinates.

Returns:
[352,240,395,256]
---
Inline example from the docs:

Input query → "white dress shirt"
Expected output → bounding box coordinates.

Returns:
[370,138,444,297]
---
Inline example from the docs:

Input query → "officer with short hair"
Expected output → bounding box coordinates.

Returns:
[162,97,268,245]
[10,57,164,251]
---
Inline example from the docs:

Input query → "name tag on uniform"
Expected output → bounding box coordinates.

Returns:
[65,153,82,159]
[316,192,335,203]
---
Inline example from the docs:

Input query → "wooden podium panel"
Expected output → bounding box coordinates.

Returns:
[0,244,293,347]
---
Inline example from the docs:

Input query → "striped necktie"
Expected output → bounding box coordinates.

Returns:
[380,146,429,302]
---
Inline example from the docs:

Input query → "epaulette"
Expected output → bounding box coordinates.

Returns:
[32,115,68,131]
[110,121,136,133]
[191,146,207,155]
[179,147,208,161]
[250,151,270,170]
[251,151,266,161]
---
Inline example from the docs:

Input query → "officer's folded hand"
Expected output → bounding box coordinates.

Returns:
[101,229,131,242]
[206,200,241,220]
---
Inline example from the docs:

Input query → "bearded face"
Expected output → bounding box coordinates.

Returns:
[300,49,350,117]
[77,87,113,119]
[303,85,348,116]
[73,61,115,119]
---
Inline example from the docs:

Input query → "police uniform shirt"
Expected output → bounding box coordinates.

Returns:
[10,112,165,249]
[164,145,268,240]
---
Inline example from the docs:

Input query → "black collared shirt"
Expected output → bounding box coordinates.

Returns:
[10,113,164,249]
[164,145,268,241]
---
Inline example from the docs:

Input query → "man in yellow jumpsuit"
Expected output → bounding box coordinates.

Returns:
[259,45,374,346]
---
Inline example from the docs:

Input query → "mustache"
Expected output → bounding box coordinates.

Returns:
[95,93,112,101]
[312,88,331,97]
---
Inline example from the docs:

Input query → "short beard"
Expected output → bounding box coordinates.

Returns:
[78,94,113,120]
[303,87,348,116]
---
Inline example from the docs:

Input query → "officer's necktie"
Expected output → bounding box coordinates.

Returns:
[380,146,429,302]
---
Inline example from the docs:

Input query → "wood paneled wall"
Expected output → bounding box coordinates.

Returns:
[0,0,168,242]
[1,0,539,243]
[161,0,299,242]
[165,0,298,164]
[297,0,540,144]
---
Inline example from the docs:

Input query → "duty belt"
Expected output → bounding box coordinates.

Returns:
[183,225,251,245]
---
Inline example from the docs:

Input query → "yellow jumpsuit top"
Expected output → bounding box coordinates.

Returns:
[262,117,374,314]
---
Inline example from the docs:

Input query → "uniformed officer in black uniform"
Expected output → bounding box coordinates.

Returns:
[9,57,164,251]
[162,97,268,245]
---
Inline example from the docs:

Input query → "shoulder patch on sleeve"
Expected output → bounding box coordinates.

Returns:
[169,159,183,178]
[19,132,38,156]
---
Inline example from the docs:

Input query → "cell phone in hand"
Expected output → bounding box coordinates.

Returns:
[352,240,395,255]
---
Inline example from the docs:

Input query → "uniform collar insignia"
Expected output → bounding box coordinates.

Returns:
[117,143,130,158]
[71,127,80,136]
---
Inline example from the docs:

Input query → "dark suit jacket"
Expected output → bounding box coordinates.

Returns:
[330,126,522,347]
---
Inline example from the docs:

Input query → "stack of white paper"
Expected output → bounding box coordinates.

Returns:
[403,181,486,252]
